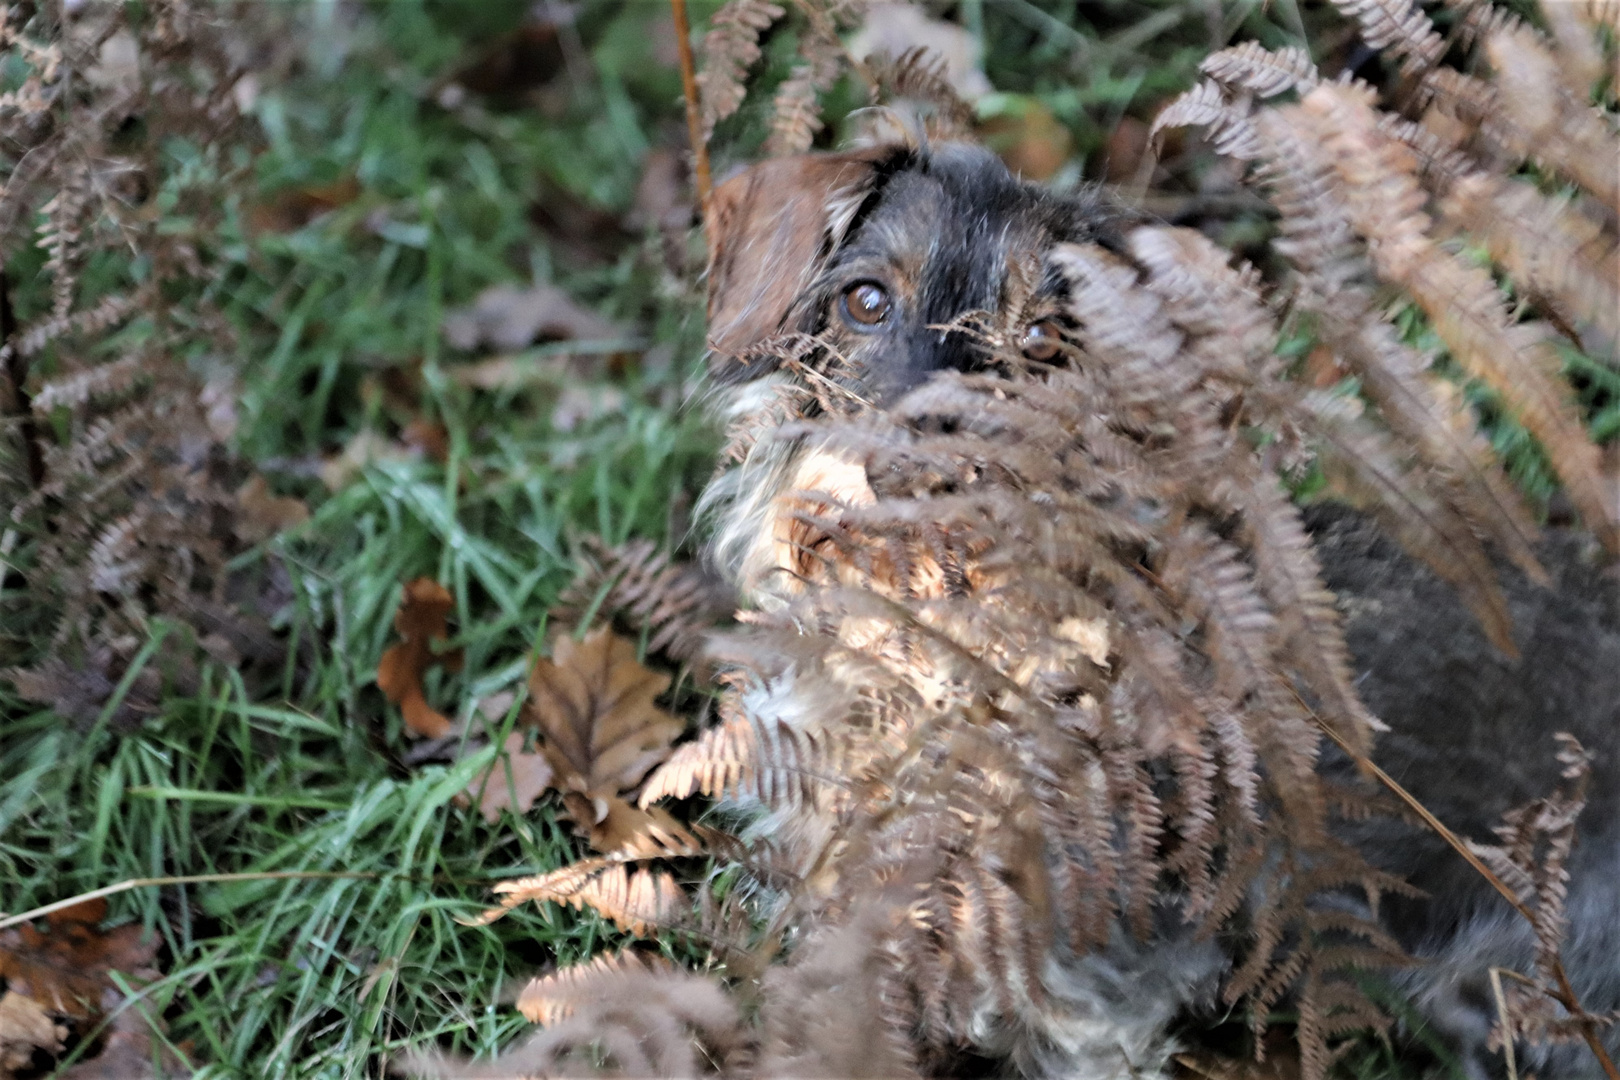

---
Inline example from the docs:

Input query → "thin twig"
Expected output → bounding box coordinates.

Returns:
[0,871,381,931]
[669,0,712,244]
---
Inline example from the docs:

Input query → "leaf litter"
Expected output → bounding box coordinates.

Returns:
[0,898,184,1079]
[377,578,464,738]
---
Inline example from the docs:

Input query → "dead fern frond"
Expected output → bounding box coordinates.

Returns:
[472,859,687,935]
[555,536,734,666]
[864,46,976,141]
[1,0,270,711]
[1459,735,1620,1074]
[1298,85,1617,548]
[638,699,849,811]
[1329,0,1446,78]
[697,0,787,141]
[765,23,844,156]
[1483,26,1619,212]
[1150,79,1264,159]
[408,953,747,1079]
[516,951,679,1026]
[1440,173,1620,346]
[1199,42,1320,98]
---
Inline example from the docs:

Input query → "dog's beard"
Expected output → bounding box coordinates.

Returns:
[697,370,878,607]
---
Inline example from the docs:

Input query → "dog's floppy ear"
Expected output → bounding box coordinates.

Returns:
[705,146,903,369]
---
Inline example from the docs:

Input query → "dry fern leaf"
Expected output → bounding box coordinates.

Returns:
[1485,25,1619,211]
[471,859,689,934]
[865,46,977,141]
[1150,79,1264,159]
[516,951,678,1025]
[1440,174,1620,346]
[409,954,745,1080]
[555,537,733,666]
[0,0,256,677]
[693,236,1399,1065]
[1297,85,1618,549]
[1330,0,1446,77]
[765,23,844,156]
[1199,42,1319,97]
[638,701,846,811]
[697,0,786,141]
[1249,109,1546,595]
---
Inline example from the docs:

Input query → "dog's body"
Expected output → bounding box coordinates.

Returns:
[699,143,1620,1078]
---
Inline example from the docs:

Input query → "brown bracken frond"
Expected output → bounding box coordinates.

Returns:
[469,857,688,934]
[456,4,1618,1078]
[555,536,734,666]
[1155,11,1620,567]
[1462,736,1620,1071]
[864,46,976,141]
[516,951,678,1025]
[765,23,845,156]
[1,0,278,725]
[406,952,748,1079]
[696,0,786,141]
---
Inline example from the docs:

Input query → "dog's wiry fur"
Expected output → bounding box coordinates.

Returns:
[698,143,1620,1078]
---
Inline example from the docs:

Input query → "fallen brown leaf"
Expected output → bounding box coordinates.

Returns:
[55,1005,189,1079]
[1173,1040,1301,1079]
[628,147,688,233]
[0,898,180,1078]
[436,15,564,102]
[528,177,636,265]
[0,899,156,1022]
[400,419,450,464]
[234,474,311,545]
[318,429,417,492]
[472,732,555,824]
[441,283,623,354]
[248,175,362,234]
[377,578,464,738]
[525,627,687,852]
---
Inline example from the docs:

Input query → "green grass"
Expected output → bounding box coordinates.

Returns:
[3,3,718,1075]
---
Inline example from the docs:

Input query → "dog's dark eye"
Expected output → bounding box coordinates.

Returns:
[840,281,892,328]
[1020,320,1064,361]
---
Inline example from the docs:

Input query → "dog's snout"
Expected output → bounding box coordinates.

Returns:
[855,322,985,403]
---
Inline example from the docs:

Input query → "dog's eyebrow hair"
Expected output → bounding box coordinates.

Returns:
[817,148,917,266]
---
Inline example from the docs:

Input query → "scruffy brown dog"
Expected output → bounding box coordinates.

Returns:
[698,142,1620,1079]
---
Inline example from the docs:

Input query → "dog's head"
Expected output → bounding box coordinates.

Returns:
[701,143,1129,599]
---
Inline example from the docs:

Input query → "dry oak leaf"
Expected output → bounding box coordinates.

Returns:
[441,282,622,354]
[377,578,465,738]
[247,174,362,235]
[234,474,311,545]
[526,627,687,853]
[472,732,555,824]
[0,899,157,1023]
[54,1004,190,1079]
